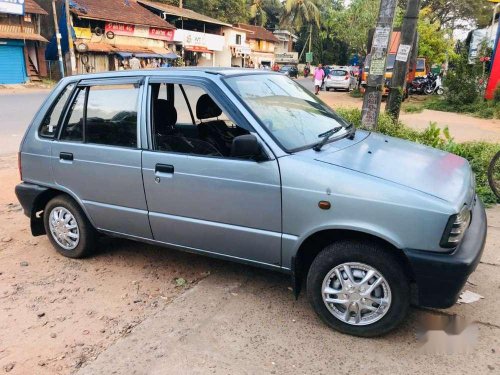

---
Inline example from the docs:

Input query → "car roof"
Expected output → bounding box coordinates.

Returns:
[61,67,277,83]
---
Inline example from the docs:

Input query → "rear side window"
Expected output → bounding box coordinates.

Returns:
[85,84,139,148]
[59,83,140,148]
[39,83,75,138]
[60,88,85,142]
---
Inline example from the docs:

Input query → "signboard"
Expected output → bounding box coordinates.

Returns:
[305,52,313,63]
[74,27,92,39]
[396,44,412,62]
[275,52,299,63]
[0,0,24,15]
[105,22,175,41]
[372,26,391,48]
[174,29,224,51]
[370,56,386,75]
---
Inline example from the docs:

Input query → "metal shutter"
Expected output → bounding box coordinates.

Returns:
[0,42,27,84]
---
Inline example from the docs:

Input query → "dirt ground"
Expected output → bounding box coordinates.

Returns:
[0,150,499,374]
[315,89,500,143]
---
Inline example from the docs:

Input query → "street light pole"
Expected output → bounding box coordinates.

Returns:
[361,0,398,129]
[64,0,77,75]
[51,0,65,78]
[386,0,421,119]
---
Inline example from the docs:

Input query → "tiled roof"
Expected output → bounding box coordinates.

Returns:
[138,0,231,27]
[0,31,48,42]
[70,0,174,29]
[25,0,48,15]
[234,23,279,42]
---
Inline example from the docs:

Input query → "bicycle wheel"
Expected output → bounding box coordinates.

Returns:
[488,151,500,200]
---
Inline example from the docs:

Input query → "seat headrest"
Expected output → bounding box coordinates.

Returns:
[154,99,177,133]
[196,94,222,120]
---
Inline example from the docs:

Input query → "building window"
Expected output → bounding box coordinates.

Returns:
[235,34,241,45]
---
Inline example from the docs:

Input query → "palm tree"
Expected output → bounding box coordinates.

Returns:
[250,0,268,27]
[280,0,320,31]
[281,0,321,57]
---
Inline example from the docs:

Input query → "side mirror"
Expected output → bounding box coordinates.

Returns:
[231,134,267,161]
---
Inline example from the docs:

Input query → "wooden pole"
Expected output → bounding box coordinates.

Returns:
[361,0,398,129]
[51,0,65,78]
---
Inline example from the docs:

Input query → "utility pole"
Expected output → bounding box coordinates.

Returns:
[64,0,77,75]
[386,0,421,119]
[51,0,65,78]
[361,0,398,129]
[308,24,312,53]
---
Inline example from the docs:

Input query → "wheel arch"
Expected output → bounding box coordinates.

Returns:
[29,187,95,236]
[291,228,415,298]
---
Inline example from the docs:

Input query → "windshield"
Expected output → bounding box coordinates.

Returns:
[225,74,349,151]
[416,58,426,72]
[280,66,291,71]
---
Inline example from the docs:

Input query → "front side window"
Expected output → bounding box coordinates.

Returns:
[150,83,251,158]
[40,83,75,138]
[85,84,139,148]
[225,74,349,152]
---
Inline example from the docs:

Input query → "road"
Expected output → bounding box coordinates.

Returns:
[0,90,48,155]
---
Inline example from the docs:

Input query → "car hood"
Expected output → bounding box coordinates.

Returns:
[309,131,474,204]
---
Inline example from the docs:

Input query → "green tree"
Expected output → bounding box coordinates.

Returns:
[280,0,320,31]
[262,0,283,30]
[399,0,492,28]
[249,0,268,27]
[184,0,249,24]
[416,9,455,65]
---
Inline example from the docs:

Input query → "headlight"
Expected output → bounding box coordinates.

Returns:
[440,206,472,248]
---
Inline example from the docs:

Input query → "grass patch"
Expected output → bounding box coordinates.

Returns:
[423,96,500,119]
[336,107,500,205]
[349,88,363,98]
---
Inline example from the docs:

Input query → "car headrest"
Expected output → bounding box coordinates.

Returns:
[154,99,177,133]
[196,94,222,120]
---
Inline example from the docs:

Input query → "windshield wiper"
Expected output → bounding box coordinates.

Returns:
[313,126,344,151]
[346,123,356,140]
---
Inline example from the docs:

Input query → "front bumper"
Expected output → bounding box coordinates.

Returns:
[403,196,487,308]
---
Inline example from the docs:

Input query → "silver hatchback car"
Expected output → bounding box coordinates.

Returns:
[16,69,486,337]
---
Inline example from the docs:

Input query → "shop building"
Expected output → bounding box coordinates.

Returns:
[0,0,48,84]
[47,0,176,74]
[137,0,230,67]
[273,29,298,66]
[234,23,278,68]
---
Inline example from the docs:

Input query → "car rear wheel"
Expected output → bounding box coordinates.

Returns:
[43,195,97,258]
[307,240,410,337]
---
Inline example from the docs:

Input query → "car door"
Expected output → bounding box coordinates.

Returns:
[51,77,152,239]
[141,78,282,267]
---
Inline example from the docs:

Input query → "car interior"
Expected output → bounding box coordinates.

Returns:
[150,83,249,158]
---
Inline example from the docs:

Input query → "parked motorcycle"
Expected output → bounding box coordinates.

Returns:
[408,73,444,96]
[424,73,444,95]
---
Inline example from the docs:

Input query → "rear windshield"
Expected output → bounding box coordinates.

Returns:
[331,70,348,76]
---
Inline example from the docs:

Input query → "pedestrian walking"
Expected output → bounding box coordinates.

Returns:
[312,64,325,95]
[129,54,141,70]
[322,65,330,90]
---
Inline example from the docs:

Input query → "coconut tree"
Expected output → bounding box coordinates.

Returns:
[250,0,268,27]
[281,0,321,57]
[280,0,320,31]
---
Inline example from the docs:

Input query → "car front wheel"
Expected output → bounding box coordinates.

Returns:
[307,240,410,337]
[43,195,97,258]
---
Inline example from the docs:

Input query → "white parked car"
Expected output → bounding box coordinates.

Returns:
[325,67,357,92]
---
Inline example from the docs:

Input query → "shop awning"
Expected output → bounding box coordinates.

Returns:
[73,40,177,58]
[0,31,48,42]
[184,46,212,53]
[116,51,178,59]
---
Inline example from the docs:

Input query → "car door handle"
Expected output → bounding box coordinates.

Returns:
[155,164,174,174]
[59,152,73,161]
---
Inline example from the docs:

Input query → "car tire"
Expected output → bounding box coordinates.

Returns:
[325,87,330,92]
[307,240,410,337]
[43,195,97,259]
